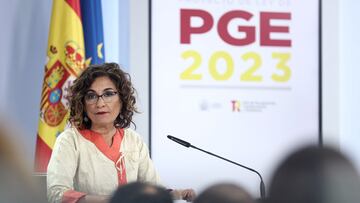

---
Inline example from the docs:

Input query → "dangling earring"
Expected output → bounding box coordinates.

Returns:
[84,115,89,122]
[114,114,121,127]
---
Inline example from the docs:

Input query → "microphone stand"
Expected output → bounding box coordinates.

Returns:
[167,135,266,200]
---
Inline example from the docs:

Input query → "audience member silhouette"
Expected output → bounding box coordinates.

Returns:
[0,118,46,203]
[193,183,255,203]
[109,182,173,203]
[268,145,360,203]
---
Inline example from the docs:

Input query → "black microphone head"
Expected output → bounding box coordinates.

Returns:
[260,180,266,199]
[167,135,191,148]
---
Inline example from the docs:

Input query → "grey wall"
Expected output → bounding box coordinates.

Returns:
[321,0,360,171]
[338,0,360,170]
[0,0,52,162]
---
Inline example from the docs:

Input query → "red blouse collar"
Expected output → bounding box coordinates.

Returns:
[79,128,124,162]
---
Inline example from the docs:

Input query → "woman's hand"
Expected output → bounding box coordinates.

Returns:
[171,189,196,202]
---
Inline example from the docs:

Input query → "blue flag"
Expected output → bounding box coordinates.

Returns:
[81,0,105,65]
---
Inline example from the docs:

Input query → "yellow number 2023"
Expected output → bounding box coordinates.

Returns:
[180,50,291,82]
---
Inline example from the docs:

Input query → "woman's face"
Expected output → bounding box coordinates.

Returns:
[84,76,121,129]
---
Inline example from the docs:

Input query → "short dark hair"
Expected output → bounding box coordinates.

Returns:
[194,183,254,203]
[268,145,360,203]
[68,63,138,129]
[110,182,173,203]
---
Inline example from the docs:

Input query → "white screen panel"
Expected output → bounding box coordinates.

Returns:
[151,0,319,197]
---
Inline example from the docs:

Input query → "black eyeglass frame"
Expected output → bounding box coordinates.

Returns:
[84,91,118,104]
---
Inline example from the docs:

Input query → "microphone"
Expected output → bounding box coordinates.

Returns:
[167,135,266,199]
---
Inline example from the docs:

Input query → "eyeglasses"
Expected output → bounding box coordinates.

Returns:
[84,90,118,104]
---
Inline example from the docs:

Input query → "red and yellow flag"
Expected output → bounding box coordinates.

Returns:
[34,0,86,172]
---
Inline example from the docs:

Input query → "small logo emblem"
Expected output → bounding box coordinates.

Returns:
[231,100,241,112]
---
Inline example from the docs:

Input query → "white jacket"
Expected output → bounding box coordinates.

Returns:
[47,127,161,203]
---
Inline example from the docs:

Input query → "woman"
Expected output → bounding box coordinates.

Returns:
[47,63,195,203]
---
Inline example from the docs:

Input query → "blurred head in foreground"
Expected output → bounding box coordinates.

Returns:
[194,183,255,203]
[0,118,45,203]
[109,182,173,203]
[268,145,360,203]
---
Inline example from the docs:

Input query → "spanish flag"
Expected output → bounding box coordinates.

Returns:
[35,0,105,172]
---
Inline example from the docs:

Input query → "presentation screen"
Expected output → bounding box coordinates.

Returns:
[150,0,320,196]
